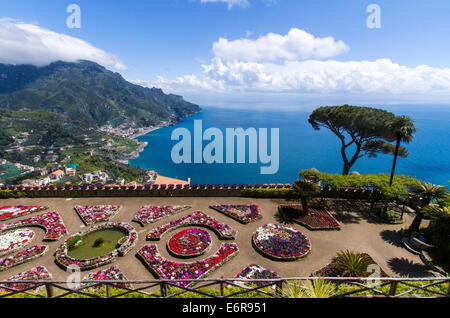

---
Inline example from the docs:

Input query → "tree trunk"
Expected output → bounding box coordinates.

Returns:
[342,163,351,175]
[437,223,450,263]
[408,212,424,234]
[389,137,401,187]
[301,197,309,214]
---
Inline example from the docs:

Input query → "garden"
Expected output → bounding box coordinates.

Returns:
[0,182,448,298]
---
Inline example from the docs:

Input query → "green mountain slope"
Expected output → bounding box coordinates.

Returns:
[0,60,201,127]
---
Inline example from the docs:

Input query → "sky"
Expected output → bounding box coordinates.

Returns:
[1,0,450,107]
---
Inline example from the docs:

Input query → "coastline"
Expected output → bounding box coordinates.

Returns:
[129,125,165,140]
[124,110,203,164]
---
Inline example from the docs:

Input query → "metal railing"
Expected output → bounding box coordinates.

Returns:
[0,276,448,298]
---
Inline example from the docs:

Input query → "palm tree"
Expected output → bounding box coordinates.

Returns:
[408,182,448,234]
[422,204,450,262]
[387,116,416,187]
[293,180,320,214]
[281,278,335,298]
[332,250,373,277]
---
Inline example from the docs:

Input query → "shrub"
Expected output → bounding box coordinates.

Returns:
[282,279,335,298]
[0,190,27,199]
[66,235,82,250]
[332,250,373,277]
[240,188,296,198]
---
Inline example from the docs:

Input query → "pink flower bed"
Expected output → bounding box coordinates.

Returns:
[167,228,211,258]
[55,222,138,271]
[0,211,68,241]
[210,205,262,224]
[278,205,340,230]
[0,206,48,221]
[133,205,191,226]
[0,228,35,257]
[0,266,52,292]
[146,211,237,241]
[75,205,121,225]
[82,266,132,290]
[137,243,239,287]
[0,245,48,271]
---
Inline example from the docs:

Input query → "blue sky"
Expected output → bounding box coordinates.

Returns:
[1,0,450,106]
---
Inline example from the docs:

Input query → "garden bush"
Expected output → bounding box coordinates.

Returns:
[240,188,295,198]
[0,190,27,199]
[66,235,82,250]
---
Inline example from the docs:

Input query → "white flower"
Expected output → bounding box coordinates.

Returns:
[0,228,35,252]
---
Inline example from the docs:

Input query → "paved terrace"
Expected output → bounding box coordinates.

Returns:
[0,197,431,282]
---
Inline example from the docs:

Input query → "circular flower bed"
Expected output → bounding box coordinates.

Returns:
[167,228,211,258]
[252,224,311,261]
[55,222,138,271]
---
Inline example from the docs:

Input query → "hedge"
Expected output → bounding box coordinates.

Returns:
[0,190,27,199]
[240,188,296,198]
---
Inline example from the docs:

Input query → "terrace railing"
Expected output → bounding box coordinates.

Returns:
[1,277,449,298]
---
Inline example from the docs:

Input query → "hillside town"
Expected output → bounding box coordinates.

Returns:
[0,158,190,187]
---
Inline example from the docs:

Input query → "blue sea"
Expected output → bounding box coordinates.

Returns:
[130,105,450,186]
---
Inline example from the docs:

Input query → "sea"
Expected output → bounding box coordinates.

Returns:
[130,105,450,186]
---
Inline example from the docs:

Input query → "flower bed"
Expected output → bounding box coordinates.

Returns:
[133,205,191,226]
[167,228,211,258]
[0,211,68,241]
[210,205,262,224]
[0,228,35,256]
[137,243,239,287]
[252,224,311,261]
[231,264,279,288]
[0,266,52,292]
[146,211,237,241]
[0,206,48,221]
[82,266,132,290]
[55,222,138,271]
[278,205,340,230]
[75,205,121,225]
[0,245,48,271]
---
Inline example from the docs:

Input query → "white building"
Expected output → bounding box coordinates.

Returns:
[82,173,94,184]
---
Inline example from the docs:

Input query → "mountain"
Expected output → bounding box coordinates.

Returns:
[0,60,201,128]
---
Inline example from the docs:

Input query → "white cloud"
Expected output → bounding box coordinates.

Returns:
[135,28,450,102]
[0,19,126,70]
[199,0,250,9]
[140,58,450,98]
[213,28,350,62]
